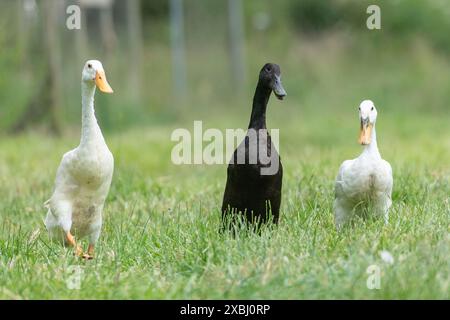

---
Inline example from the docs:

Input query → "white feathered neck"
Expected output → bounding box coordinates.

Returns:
[361,124,381,160]
[80,82,105,147]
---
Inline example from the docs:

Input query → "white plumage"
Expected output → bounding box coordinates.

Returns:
[334,100,393,229]
[44,60,114,259]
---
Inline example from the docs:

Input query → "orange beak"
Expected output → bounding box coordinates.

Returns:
[358,119,372,145]
[95,70,113,93]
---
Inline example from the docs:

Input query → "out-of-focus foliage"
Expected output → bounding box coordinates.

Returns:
[0,0,449,134]
[0,1,449,300]
[141,0,169,20]
[288,0,450,53]
[290,0,345,33]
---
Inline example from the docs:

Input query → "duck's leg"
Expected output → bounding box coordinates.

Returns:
[82,226,101,260]
[53,200,83,257]
[334,198,353,230]
[374,193,392,225]
[82,244,95,260]
[65,231,84,257]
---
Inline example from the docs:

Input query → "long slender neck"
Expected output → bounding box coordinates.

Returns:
[80,82,104,146]
[248,81,271,129]
[362,125,380,159]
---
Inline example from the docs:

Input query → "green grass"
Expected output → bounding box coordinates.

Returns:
[0,23,449,299]
[0,104,448,299]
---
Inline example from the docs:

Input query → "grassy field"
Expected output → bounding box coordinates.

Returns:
[0,26,450,299]
[0,103,448,299]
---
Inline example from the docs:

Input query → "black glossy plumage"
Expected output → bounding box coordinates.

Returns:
[221,63,286,229]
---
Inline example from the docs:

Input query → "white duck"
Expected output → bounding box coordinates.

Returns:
[334,100,393,229]
[45,60,114,259]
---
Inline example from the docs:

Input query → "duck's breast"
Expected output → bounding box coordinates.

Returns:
[342,159,391,200]
[72,145,113,182]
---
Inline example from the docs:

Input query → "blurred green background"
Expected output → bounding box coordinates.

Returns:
[0,0,449,299]
[0,0,449,134]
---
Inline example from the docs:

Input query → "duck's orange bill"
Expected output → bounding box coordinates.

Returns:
[95,71,113,93]
[358,122,372,145]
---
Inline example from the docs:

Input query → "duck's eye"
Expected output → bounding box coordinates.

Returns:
[88,64,92,68]
[265,66,271,72]
[358,107,361,111]
[371,107,374,111]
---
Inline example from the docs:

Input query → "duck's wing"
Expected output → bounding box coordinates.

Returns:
[45,149,78,209]
[381,159,393,198]
[334,159,354,199]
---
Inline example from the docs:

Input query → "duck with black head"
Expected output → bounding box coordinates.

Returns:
[221,63,286,231]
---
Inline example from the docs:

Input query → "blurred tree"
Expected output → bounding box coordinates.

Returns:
[75,0,89,67]
[11,0,63,135]
[141,0,169,20]
[290,0,342,34]
[126,0,143,101]
[79,0,117,58]
[170,0,187,99]
[228,0,246,93]
[98,0,116,56]
[16,0,30,67]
